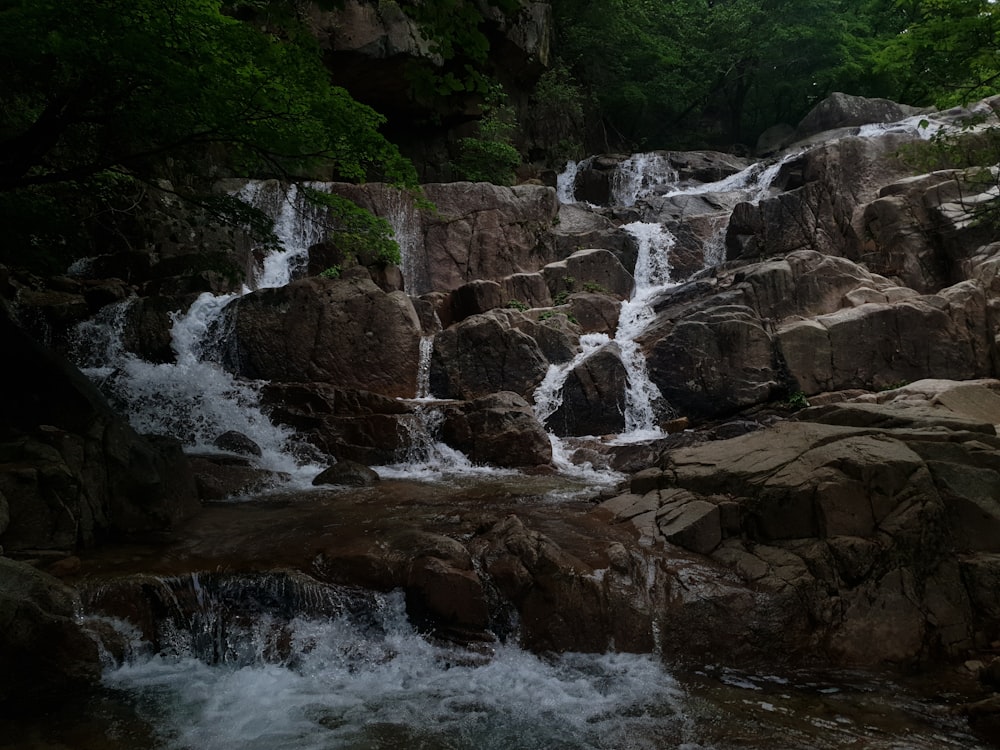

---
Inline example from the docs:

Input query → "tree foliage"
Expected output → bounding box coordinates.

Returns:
[550,0,915,149]
[0,0,417,269]
[875,0,1000,107]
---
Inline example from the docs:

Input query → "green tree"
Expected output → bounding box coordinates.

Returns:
[875,0,1000,107]
[0,0,417,267]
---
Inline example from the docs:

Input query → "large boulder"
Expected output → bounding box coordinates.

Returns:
[419,183,559,290]
[604,395,1000,664]
[439,392,552,467]
[224,273,422,399]
[778,292,990,394]
[546,342,628,437]
[542,248,634,299]
[429,310,549,400]
[0,557,100,705]
[644,304,779,421]
[260,382,410,465]
[860,169,1000,292]
[794,92,928,141]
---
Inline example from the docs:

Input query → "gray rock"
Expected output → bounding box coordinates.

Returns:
[312,460,380,487]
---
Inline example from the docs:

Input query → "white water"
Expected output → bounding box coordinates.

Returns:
[73,181,337,487]
[99,587,689,750]
[616,222,676,439]
[611,152,679,207]
[556,158,586,203]
[383,187,428,296]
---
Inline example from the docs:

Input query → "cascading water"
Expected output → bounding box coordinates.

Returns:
[611,152,679,207]
[556,157,588,203]
[84,575,690,750]
[383,187,429,297]
[72,181,334,487]
[615,222,676,439]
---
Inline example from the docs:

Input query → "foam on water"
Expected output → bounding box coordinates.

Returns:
[101,589,688,750]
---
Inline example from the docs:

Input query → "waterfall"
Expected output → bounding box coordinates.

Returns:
[236,181,330,287]
[616,222,676,439]
[533,333,611,425]
[383,187,428,296]
[72,181,334,487]
[414,335,434,400]
[611,152,679,207]
[89,577,688,750]
[556,158,587,203]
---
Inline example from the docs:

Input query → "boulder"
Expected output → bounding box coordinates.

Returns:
[419,182,559,290]
[188,454,286,500]
[500,272,552,309]
[450,279,504,321]
[778,296,989,394]
[605,396,1000,664]
[429,310,549,400]
[260,382,410,465]
[567,292,621,335]
[794,92,928,141]
[224,274,422,398]
[542,248,634,299]
[644,304,778,421]
[0,557,100,706]
[213,430,262,457]
[860,170,999,292]
[439,392,552,467]
[546,343,628,437]
[312,460,380,487]
[511,313,580,363]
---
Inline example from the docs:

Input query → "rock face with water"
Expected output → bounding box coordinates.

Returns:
[0,304,199,554]
[12,93,1000,738]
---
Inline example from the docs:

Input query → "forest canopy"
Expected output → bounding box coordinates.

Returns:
[549,0,1000,150]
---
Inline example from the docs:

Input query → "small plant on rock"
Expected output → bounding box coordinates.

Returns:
[786,391,810,410]
[506,299,529,311]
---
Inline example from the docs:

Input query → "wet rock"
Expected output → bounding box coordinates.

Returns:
[430,310,548,400]
[612,395,1000,664]
[500,272,552,309]
[567,292,620,334]
[213,430,262,457]
[0,308,199,552]
[439,392,552,468]
[726,134,918,262]
[313,460,380,487]
[261,382,409,465]
[794,92,928,141]
[419,182,559,290]
[0,557,100,706]
[406,556,489,636]
[450,279,504,321]
[189,455,285,500]
[645,304,778,421]
[224,275,422,398]
[512,313,579,364]
[546,342,627,437]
